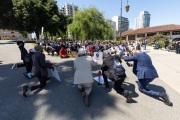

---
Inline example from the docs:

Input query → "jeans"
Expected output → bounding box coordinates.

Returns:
[138,79,160,98]
[102,69,126,94]
[114,76,126,94]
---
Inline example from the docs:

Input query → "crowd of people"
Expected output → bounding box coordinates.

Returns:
[11,39,172,107]
[165,40,180,54]
[152,40,180,54]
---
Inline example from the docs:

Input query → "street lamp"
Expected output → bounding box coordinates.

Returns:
[119,0,130,42]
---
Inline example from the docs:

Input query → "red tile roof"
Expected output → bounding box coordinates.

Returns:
[118,24,180,37]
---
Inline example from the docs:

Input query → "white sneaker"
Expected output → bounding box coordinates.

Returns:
[27,72,32,79]
[11,64,17,70]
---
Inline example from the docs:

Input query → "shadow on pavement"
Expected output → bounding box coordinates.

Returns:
[123,82,139,98]
[0,60,131,120]
[135,81,168,103]
[0,42,15,45]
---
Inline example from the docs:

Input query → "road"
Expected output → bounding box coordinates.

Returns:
[0,40,180,120]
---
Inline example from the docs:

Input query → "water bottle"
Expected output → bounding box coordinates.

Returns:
[97,70,102,85]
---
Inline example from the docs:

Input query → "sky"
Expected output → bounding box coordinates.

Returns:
[57,0,180,29]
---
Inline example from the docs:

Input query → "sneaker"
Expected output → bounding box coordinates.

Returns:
[160,92,172,106]
[27,73,32,79]
[46,77,51,81]
[124,90,132,103]
[11,64,17,70]
[23,72,31,79]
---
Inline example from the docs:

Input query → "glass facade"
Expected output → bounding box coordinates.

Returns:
[118,16,129,33]
[135,11,150,29]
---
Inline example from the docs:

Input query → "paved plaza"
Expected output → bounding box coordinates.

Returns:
[0,40,180,120]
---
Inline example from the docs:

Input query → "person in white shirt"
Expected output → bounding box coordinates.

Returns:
[74,48,97,107]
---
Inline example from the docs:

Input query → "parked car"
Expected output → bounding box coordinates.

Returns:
[172,38,180,42]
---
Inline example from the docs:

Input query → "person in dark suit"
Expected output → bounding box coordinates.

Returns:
[123,45,172,106]
[22,45,54,97]
[101,50,132,103]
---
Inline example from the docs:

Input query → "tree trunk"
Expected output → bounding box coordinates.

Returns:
[35,31,39,39]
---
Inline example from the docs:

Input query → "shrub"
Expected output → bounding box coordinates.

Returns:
[149,34,170,48]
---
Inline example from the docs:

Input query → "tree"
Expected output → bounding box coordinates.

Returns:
[12,0,66,39]
[0,0,17,29]
[68,7,114,40]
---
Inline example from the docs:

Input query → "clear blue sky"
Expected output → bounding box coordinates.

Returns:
[57,0,180,29]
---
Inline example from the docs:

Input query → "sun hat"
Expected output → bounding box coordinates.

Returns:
[78,48,86,55]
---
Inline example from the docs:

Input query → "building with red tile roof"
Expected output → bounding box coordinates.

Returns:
[116,24,180,41]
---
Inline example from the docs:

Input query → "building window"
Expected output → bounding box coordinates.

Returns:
[173,31,180,35]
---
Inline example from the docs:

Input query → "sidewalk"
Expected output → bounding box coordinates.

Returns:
[145,46,180,94]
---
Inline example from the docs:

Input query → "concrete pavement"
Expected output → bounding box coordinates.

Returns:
[145,47,180,94]
[0,40,180,120]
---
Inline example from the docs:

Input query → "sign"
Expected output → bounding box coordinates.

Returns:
[93,52,103,60]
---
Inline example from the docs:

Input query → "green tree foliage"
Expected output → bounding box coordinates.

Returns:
[0,0,17,29]
[12,0,66,39]
[149,34,169,47]
[68,7,114,40]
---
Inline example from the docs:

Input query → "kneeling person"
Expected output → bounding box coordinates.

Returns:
[74,48,97,107]
[101,50,132,103]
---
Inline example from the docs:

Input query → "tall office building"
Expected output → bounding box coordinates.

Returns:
[59,3,78,39]
[59,3,78,16]
[112,16,129,35]
[135,11,150,29]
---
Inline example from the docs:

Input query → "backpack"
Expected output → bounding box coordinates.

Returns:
[113,59,125,75]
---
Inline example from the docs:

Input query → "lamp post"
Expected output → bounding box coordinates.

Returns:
[119,0,130,42]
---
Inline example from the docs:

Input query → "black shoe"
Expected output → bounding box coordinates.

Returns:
[124,90,132,103]
[160,92,172,106]
[46,77,51,81]
[22,86,28,97]
[84,95,89,107]
[126,62,131,67]
[79,88,85,92]
[104,83,109,88]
